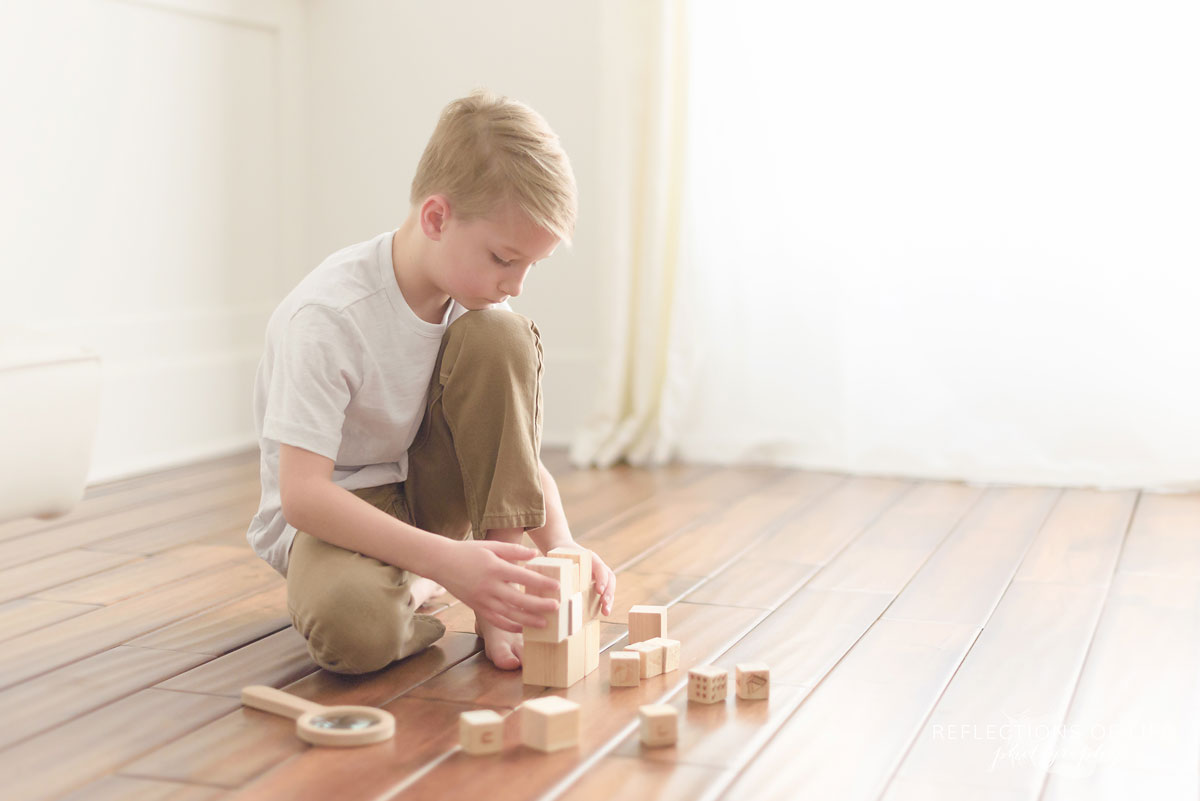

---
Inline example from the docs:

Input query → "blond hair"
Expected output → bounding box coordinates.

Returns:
[411,90,578,245]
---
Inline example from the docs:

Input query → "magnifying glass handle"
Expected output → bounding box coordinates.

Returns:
[242,685,326,720]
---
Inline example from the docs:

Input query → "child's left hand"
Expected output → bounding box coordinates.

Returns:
[588,549,616,617]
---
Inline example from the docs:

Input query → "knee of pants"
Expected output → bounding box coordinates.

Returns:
[445,309,541,371]
[293,579,412,675]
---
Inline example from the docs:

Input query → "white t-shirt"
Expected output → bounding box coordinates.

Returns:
[246,229,510,575]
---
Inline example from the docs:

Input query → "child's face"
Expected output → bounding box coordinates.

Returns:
[433,199,559,311]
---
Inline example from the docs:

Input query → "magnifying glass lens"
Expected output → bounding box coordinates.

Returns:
[309,713,379,730]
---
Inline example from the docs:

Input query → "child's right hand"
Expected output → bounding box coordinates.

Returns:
[437,540,561,633]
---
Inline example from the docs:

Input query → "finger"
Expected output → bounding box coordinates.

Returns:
[503,586,559,614]
[505,564,561,597]
[487,541,539,563]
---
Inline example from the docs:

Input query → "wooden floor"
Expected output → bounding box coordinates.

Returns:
[1,450,1197,801]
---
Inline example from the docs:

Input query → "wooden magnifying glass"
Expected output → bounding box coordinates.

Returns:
[241,685,395,747]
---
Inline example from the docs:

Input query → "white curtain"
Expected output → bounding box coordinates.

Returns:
[575,0,1200,489]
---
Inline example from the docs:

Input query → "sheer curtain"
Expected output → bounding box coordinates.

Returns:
[575,0,1200,489]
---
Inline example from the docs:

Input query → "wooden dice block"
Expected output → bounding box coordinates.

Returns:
[521,695,580,752]
[688,665,727,704]
[523,628,586,688]
[609,651,641,687]
[736,662,770,700]
[638,704,678,747]
[627,640,664,678]
[628,605,668,644]
[523,558,571,643]
[459,709,503,755]
[645,637,680,673]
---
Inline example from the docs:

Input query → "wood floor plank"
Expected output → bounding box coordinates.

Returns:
[157,627,317,698]
[1011,489,1138,586]
[0,645,212,751]
[0,598,100,643]
[88,499,261,556]
[887,582,1108,796]
[0,549,141,604]
[683,559,820,608]
[128,585,289,655]
[716,618,980,801]
[0,486,260,568]
[623,472,852,577]
[882,487,1138,797]
[59,775,227,801]
[804,481,983,593]
[3,687,240,801]
[34,545,252,605]
[1038,571,1200,800]
[1113,492,1200,578]
[227,697,478,801]
[549,756,728,801]
[0,560,279,690]
[882,487,1061,626]
[126,632,481,789]
[393,603,763,801]
[752,475,916,566]
[0,451,257,543]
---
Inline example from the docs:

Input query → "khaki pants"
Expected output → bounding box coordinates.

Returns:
[286,310,547,674]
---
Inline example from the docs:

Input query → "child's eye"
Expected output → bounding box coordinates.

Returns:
[491,252,511,266]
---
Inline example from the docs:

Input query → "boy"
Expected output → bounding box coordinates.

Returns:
[246,90,616,674]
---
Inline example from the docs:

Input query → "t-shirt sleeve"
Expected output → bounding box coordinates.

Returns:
[261,304,360,461]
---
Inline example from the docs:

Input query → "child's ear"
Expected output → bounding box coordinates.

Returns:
[420,195,450,240]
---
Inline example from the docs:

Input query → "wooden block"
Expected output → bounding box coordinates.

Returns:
[547,545,591,593]
[523,558,571,643]
[646,636,681,673]
[627,640,664,678]
[638,703,678,747]
[628,604,668,644]
[688,665,727,704]
[459,709,503,755]
[520,695,580,752]
[736,662,770,700]
[568,591,583,636]
[609,651,641,687]
[584,619,600,675]
[549,545,601,621]
[523,628,586,687]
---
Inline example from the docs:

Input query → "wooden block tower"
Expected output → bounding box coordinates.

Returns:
[522,547,602,688]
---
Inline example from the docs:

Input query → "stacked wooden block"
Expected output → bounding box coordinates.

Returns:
[521,546,602,688]
[608,605,680,687]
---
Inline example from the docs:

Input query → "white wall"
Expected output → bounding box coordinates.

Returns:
[0,0,309,483]
[302,0,606,448]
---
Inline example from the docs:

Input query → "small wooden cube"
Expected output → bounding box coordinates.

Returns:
[638,704,678,747]
[523,629,586,688]
[628,605,668,644]
[547,546,591,595]
[736,662,770,700]
[645,637,680,673]
[523,558,571,643]
[584,619,600,675]
[568,591,583,636]
[609,651,641,687]
[688,665,727,704]
[521,695,580,752]
[627,640,664,678]
[459,709,503,755]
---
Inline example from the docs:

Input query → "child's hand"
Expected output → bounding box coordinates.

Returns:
[438,539,561,633]
[588,549,616,617]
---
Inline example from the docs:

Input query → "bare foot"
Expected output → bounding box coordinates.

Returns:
[475,617,523,670]
[409,576,446,609]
